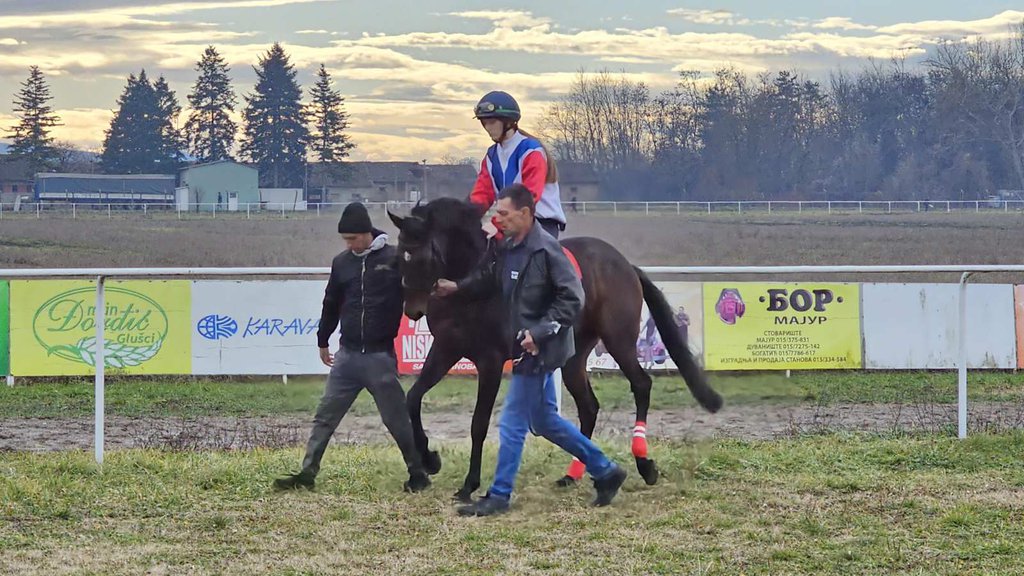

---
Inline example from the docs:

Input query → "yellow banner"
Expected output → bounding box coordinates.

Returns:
[11,280,191,376]
[703,283,862,370]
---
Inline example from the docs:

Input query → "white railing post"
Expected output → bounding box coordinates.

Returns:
[73,204,77,219]
[737,201,742,214]
[887,201,892,214]
[975,201,979,213]
[706,202,711,214]
[768,201,772,214]
[95,275,106,465]
[247,204,251,219]
[947,201,951,213]
[798,201,802,213]
[958,272,972,439]
[645,202,649,216]
[858,201,862,213]
[143,204,147,217]
[676,202,680,215]
[36,203,40,219]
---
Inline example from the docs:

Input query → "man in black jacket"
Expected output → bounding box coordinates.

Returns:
[274,202,430,493]
[435,184,626,516]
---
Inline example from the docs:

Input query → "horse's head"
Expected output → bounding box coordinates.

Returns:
[388,206,445,320]
[388,198,489,320]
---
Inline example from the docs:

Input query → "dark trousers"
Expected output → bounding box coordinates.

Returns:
[301,347,424,477]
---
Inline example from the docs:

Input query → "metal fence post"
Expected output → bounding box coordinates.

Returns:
[107,204,111,219]
[958,272,972,439]
[95,275,106,465]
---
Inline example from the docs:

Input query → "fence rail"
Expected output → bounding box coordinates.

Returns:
[2,199,1023,219]
[3,264,1022,463]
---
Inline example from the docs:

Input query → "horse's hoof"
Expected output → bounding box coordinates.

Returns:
[423,450,442,475]
[555,475,577,488]
[636,457,660,486]
[453,489,475,503]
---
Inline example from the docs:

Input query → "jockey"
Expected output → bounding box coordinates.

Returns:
[469,91,568,239]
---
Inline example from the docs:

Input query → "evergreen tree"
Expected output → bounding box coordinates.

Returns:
[240,43,309,187]
[100,70,182,174]
[8,66,61,173]
[185,46,237,163]
[307,64,354,163]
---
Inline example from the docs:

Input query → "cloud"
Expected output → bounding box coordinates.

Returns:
[876,9,1024,37]
[667,9,742,26]
[449,10,552,30]
[296,29,330,35]
[813,17,878,31]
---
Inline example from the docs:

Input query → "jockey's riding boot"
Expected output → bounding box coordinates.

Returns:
[272,471,315,491]
[456,492,511,517]
[592,464,627,507]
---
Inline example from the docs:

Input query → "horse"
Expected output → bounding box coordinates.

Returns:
[388,197,722,501]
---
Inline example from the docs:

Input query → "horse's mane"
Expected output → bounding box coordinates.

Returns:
[409,197,482,236]
[405,197,487,278]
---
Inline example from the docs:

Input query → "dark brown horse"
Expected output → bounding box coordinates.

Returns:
[388,198,721,501]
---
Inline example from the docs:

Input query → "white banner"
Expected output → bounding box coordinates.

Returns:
[587,282,704,372]
[191,280,337,375]
[862,283,1016,369]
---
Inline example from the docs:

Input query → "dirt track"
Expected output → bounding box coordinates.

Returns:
[3,401,1022,452]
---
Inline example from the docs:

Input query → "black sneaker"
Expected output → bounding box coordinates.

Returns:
[404,471,431,493]
[592,464,627,507]
[456,493,511,517]
[273,471,315,491]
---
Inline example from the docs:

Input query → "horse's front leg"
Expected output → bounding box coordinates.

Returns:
[456,351,505,502]
[407,343,462,475]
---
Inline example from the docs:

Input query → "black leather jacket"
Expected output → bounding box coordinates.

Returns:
[457,221,584,374]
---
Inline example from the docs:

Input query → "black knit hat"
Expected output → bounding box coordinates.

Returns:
[338,202,372,234]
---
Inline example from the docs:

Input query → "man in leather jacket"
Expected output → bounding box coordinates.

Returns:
[435,184,626,516]
[273,202,430,494]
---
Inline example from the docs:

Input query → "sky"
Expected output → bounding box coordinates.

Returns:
[0,1,1022,162]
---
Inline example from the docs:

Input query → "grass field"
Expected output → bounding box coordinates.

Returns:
[3,433,1024,575]
[4,211,1024,284]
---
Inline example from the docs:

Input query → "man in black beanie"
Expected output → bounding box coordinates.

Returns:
[274,202,431,493]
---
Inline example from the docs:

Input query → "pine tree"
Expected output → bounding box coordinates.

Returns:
[100,70,181,174]
[153,75,184,170]
[185,46,237,163]
[240,43,309,187]
[8,66,61,173]
[307,64,354,164]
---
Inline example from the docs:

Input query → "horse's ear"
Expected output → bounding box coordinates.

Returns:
[387,209,404,229]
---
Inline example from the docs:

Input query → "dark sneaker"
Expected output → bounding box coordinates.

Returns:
[592,464,627,507]
[404,471,431,493]
[273,471,315,491]
[456,493,511,517]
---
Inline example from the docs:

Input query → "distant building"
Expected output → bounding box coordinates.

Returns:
[34,172,175,204]
[308,160,600,205]
[0,158,34,203]
[178,160,260,211]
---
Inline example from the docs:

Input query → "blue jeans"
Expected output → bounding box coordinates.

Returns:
[489,371,614,499]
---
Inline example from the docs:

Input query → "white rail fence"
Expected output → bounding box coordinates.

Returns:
[2,199,1023,219]
[2,264,1022,463]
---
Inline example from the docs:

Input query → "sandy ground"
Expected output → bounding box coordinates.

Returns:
[3,401,1022,452]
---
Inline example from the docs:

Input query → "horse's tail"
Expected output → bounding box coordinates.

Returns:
[635,266,723,413]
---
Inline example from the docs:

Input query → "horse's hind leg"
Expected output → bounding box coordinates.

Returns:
[555,335,599,487]
[604,337,660,486]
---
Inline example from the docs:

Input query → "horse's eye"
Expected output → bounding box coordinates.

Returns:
[404,252,412,262]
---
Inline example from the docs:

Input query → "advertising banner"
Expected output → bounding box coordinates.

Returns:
[863,283,1015,369]
[587,282,703,372]
[10,280,191,376]
[191,280,337,375]
[703,282,862,370]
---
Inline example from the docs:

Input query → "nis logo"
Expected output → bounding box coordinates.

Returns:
[717,288,842,326]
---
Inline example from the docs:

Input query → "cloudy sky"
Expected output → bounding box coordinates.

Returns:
[0,1,1022,161]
